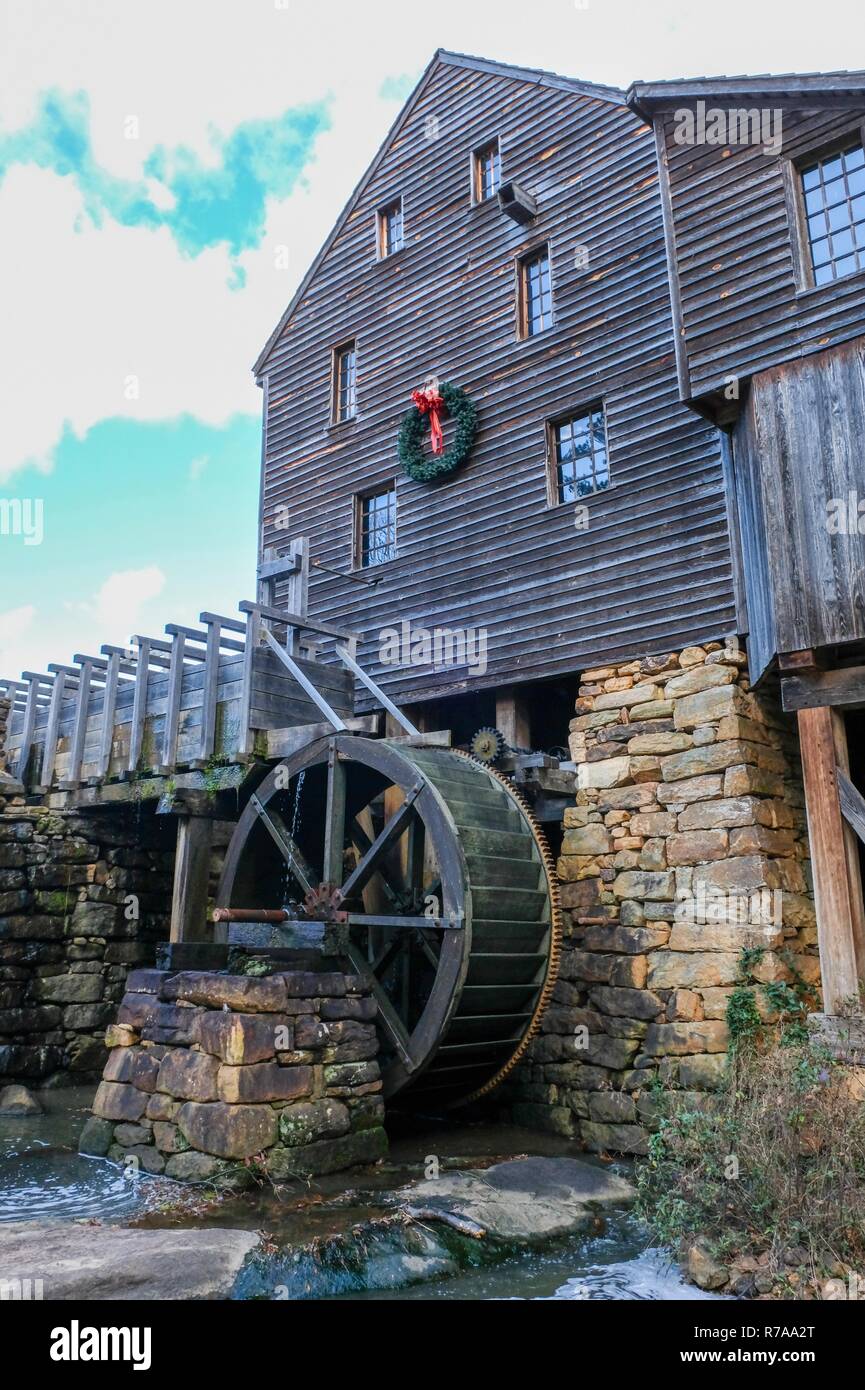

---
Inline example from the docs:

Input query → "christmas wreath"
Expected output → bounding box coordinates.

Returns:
[397,379,478,483]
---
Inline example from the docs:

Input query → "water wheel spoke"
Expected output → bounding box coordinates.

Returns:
[251,794,318,895]
[345,913,452,929]
[344,943,415,1070]
[322,745,347,886]
[340,787,421,902]
[348,817,404,908]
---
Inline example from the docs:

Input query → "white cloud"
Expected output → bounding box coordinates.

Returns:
[0,604,37,671]
[90,565,166,632]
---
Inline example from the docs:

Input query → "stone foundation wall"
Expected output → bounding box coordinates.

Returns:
[503,642,818,1153]
[0,790,177,1086]
[82,967,387,1183]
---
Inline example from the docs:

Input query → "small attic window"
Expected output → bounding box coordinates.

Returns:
[473,139,501,203]
[377,199,404,258]
[333,342,357,423]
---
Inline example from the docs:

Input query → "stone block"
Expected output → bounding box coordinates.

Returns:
[666,830,729,865]
[642,1021,729,1055]
[92,1081,148,1123]
[278,1099,350,1147]
[156,1049,220,1102]
[592,684,662,711]
[177,1101,278,1159]
[612,870,675,901]
[656,775,723,805]
[673,683,745,730]
[560,825,611,855]
[580,1121,648,1155]
[627,732,692,755]
[161,971,287,1012]
[664,665,734,699]
[266,1126,388,1179]
[103,1045,161,1092]
[588,1091,637,1124]
[197,1010,288,1065]
[589,986,663,1019]
[577,757,630,790]
[678,1053,727,1089]
[661,740,758,783]
[648,952,740,989]
[217,1062,313,1104]
[579,923,669,953]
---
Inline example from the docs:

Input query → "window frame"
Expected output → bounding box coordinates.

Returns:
[376,196,405,260]
[785,125,865,294]
[516,241,554,340]
[471,137,502,205]
[544,402,611,509]
[353,483,398,570]
[331,340,358,425]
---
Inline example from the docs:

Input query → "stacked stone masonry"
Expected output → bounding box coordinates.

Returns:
[0,790,177,1086]
[503,642,818,1155]
[81,967,388,1182]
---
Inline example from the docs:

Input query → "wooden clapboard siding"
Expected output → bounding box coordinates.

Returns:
[256,53,736,707]
[731,338,865,680]
[657,104,865,401]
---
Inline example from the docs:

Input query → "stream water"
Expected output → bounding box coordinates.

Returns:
[0,1089,718,1301]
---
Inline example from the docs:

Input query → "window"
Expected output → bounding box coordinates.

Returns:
[800,141,865,285]
[473,140,501,202]
[333,342,357,422]
[519,246,553,337]
[549,406,609,504]
[356,486,397,568]
[377,199,404,258]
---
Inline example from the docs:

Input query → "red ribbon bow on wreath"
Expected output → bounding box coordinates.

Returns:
[410,384,446,454]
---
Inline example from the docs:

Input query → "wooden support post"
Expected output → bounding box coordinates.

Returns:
[496,686,531,751]
[97,648,123,779]
[37,672,68,792]
[16,674,45,785]
[198,616,222,763]
[237,606,261,757]
[169,815,214,943]
[128,638,151,774]
[159,628,187,773]
[62,658,94,789]
[798,705,865,1011]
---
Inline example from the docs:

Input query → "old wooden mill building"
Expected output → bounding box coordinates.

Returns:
[2,53,865,1139]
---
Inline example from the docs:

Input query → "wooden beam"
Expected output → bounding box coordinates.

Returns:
[265,715,379,759]
[782,665,865,712]
[798,705,865,1010]
[169,816,213,943]
[495,686,531,750]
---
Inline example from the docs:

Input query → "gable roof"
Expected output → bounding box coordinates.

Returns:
[627,71,865,119]
[252,49,626,378]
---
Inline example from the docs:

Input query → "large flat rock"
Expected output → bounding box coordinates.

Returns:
[0,1222,260,1300]
[398,1155,634,1242]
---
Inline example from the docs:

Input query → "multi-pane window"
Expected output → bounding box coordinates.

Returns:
[800,142,865,285]
[550,406,609,504]
[520,246,553,337]
[357,487,397,568]
[334,342,357,422]
[378,199,404,257]
[473,140,501,202]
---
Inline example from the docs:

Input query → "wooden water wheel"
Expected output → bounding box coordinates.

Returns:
[216,736,561,1107]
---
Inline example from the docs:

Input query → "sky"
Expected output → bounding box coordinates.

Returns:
[1,0,863,678]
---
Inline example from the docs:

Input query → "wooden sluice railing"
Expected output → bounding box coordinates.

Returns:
[1,600,360,795]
